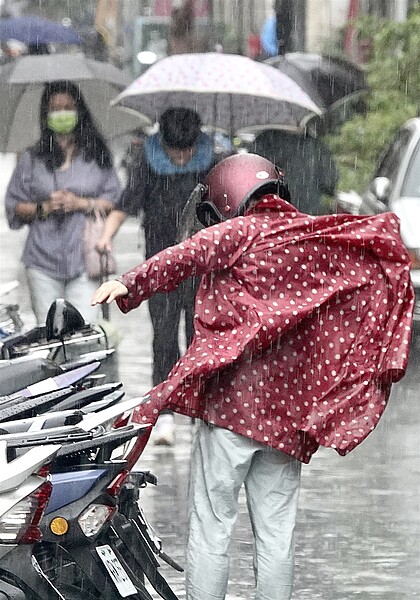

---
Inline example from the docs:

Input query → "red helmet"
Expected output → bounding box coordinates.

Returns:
[196,153,290,226]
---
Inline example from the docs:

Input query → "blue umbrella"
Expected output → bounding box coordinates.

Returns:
[0,16,81,46]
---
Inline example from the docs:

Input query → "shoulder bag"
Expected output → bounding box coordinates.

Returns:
[83,207,117,280]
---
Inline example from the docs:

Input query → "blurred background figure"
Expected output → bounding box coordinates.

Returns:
[96,107,223,446]
[253,128,339,215]
[260,14,277,58]
[4,80,121,325]
[0,38,26,64]
[246,30,262,60]
[274,0,294,56]
[260,0,294,58]
[168,0,211,54]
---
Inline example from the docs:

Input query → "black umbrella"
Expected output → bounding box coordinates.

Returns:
[265,52,369,133]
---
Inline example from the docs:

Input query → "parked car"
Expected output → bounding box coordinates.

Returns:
[336,117,420,330]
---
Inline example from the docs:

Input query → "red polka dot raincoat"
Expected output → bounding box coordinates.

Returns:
[117,196,414,463]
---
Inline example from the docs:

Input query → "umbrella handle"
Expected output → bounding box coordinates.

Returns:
[99,253,111,321]
[211,92,234,140]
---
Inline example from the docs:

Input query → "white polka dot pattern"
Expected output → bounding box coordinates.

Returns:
[117,195,414,464]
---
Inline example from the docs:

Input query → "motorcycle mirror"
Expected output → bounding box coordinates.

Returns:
[45,299,86,342]
[371,177,390,203]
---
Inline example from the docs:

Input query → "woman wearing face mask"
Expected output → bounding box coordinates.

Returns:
[5,80,121,325]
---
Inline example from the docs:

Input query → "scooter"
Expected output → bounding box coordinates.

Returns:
[0,395,154,600]
[5,391,182,599]
[2,414,182,599]
[35,419,182,600]
[0,297,117,383]
[0,280,23,341]
[0,438,61,600]
[0,298,183,598]
[0,299,118,397]
[0,357,182,596]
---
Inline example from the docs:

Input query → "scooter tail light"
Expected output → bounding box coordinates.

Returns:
[78,504,116,538]
[107,470,129,497]
[36,464,52,478]
[0,480,53,544]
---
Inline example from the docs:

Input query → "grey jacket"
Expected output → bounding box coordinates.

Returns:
[5,150,121,280]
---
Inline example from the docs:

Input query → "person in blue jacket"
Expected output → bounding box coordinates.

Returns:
[260,14,278,57]
[96,107,227,445]
[261,1,294,57]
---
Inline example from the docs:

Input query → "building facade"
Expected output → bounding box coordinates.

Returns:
[210,0,416,55]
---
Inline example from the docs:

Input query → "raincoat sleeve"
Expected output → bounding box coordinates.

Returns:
[4,151,33,230]
[116,219,250,313]
[116,147,147,217]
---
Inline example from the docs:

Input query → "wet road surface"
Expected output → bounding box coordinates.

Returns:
[1,153,419,599]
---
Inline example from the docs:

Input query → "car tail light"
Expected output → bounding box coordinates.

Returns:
[78,504,116,537]
[0,480,53,544]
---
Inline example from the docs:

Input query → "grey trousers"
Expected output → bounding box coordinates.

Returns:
[26,267,99,325]
[186,422,302,600]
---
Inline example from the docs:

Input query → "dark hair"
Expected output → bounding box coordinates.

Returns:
[159,107,202,150]
[34,80,112,170]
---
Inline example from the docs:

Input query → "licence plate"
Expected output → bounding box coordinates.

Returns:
[96,544,137,597]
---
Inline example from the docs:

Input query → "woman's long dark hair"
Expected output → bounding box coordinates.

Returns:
[34,80,112,170]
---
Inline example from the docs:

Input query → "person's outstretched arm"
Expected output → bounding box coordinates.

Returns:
[91,279,128,305]
[91,217,253,312]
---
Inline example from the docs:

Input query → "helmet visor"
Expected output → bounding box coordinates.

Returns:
[196,200,224,227]
[177,183,207,241]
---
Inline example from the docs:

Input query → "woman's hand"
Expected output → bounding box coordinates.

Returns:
[49,190,90,214]
[91,280,128,306]
[95,236,113,254]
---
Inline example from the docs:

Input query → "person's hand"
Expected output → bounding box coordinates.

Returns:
[95,236,112,254]
[49,190,83,213]
[91,280,128,306]
[48,190,66,213]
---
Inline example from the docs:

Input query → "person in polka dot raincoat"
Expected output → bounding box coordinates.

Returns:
[92,154,414,600]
